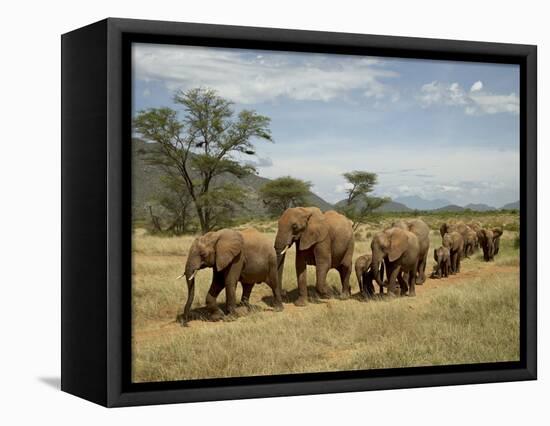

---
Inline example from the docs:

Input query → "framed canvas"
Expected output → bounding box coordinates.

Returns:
[61,18,537,407]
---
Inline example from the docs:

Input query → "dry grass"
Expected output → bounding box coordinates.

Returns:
[131,212,520,383]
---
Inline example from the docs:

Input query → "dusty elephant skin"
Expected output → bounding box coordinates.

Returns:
[179,228,283,323]
[371,227,420,297]
[274,207,354,306]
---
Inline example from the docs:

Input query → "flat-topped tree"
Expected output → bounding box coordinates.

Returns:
[260,176,313,217]
[134,88,273,233]
[339,170,389,230]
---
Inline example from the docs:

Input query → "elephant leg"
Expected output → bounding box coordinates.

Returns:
[386,264,400,296]
[356,269,363,295]
[379,262,386,294]
[363,271,375,299]
[295,253,308,306]
[450,252,457,274]
[205,279,224,321]
[240,283,254,307]
[337,263,352,299]
[416,252,428,285]
[224,265,241,316]
[315,262,332,299]
[408,264,418,296]
[397,271,408,296]
[268,265,284,312]
[456,252,462,273]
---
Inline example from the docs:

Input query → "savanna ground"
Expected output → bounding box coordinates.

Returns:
[132,211,520,383]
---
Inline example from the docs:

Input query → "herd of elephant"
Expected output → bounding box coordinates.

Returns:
[177,207,504,324]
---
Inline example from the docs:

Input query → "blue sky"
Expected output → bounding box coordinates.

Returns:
[132,43,520,207]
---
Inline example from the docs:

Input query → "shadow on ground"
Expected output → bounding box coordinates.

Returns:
[38,377,61,390]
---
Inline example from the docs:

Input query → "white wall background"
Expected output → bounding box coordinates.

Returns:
[0,0,545,424]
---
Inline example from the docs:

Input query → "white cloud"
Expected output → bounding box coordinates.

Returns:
[419,80,518,115]
[133,44,399,105]
[470,80,483,92]
[258,139,519,206]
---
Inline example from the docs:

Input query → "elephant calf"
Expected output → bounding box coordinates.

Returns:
[432,246,451,278]
[178,228,283,323]
[355,254,385,298]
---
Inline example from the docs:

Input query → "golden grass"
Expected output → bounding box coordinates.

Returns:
[131,213,520,383]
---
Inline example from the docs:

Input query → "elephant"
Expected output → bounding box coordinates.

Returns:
[467,222,482,249]
[463,228,478,258]
[477,227,503,261]
[371,227,420,297]
[442,231,464,274]
[178,228,283,323]
[355,254,385,298]
[274,207,354,306]
[432,246,451,278]
[492,227,504,255]
[393,219,430,284]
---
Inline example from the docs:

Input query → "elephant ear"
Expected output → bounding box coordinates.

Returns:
[492,227,503,238]
[215,230,244,271]
[388,229,408,262]
[299,208,329,250]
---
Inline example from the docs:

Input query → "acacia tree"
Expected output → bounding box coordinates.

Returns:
[338,171,389,230]
[259,176,312,216]
[134,88,273,233]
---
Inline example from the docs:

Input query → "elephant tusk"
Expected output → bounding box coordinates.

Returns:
[280,245,290,256]
[176,273,185,280]
[188,271,196,280]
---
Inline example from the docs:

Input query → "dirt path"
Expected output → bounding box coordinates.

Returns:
[133,261,519,345]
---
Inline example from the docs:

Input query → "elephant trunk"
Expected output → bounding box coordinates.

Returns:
[183,276,195,320]
[372,255,384,287]
[274,232,292,296]
[180,253,201,320]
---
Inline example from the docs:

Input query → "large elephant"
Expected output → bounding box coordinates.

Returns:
[393,219,430,284]
[355,254,384,298]
[442,231,464,273]
[178,228,283,323]
[371,227,420,297]
[432,246,451,278]
[274,207,354,306]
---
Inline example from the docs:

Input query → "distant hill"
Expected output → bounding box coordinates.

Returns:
[464,203,495,212]
[132,139,333,220]
[394,195,451,211]
[375,200,412,212]
[501,200,520,210]
[433,204,465,212]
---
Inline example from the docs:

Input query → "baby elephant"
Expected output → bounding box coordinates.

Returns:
[355,254,385,298]
[432,246,451,278]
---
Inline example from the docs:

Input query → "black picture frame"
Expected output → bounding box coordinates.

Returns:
[61,17,537,407]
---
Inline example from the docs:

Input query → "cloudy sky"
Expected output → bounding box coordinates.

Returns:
[132,43,520,207]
